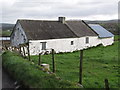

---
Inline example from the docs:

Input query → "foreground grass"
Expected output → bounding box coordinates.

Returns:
[31,41,119,88]
[2,51,80,88]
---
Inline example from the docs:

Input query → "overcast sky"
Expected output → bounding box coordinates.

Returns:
[0,0,119,24]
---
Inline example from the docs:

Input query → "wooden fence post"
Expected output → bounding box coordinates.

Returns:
[23,46,26,57]
[19,46,21,54]
[12,46,14,51]
[5,45,8,50]
[79,50,83,84]
[52,49,56,73]
[27,43,31,61]
[105,79,109,90]
[38,53,41,65]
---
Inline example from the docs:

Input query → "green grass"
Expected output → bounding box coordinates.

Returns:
[31,41,119,88]
[114,35,119,41]
[0,31,12,36]
[2,51,80,88]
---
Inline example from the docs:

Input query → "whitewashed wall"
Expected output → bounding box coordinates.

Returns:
[100,37,114,46]
[77,36,101,50]
[29,38,78,55]
[28,36,102,55]
[11,22,28,47]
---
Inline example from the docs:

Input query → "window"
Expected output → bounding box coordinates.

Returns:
[41,42,46,50]
[71,41,74,45]
[86,37,89,44]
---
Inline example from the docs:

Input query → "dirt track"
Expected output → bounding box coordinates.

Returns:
[2,68,16,89]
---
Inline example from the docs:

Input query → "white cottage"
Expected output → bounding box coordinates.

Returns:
[10,17,114,55]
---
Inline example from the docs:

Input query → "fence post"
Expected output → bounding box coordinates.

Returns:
[23,46,26,57]
[5,45,8,50]
[79,50,83,84]
[104,79,109,90]
[52,49,55,73]
[19,46,21,54]
[38,53,41,65]
[12,46,14,51]
[27,43,31,61]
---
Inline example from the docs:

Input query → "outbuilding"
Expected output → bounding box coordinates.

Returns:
[88,24,114,46]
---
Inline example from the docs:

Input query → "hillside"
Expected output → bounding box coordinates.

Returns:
[0,23,14,36]
[0,23,15,31]
[85,19,118,24]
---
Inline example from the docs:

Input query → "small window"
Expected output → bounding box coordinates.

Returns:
[71,41,74,45]
[86,37,89,44]
[41,42,46,50]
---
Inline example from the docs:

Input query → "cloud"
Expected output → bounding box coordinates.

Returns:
[1,0,119,23]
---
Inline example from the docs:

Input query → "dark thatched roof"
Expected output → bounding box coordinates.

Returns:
[17,19,98,40]
[19,20,77,40]
[66,21,98,37]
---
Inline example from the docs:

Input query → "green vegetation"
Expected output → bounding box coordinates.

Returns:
[114,35,119,41]
[31,41,119,88]
[99,22,118,35]
[0,31,12,36]
[2,51,80,88]
[2,36,119,88]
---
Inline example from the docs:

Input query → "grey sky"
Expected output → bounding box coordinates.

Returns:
[0,0,119,24]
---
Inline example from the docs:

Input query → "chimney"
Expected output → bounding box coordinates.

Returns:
[58,17,66,24]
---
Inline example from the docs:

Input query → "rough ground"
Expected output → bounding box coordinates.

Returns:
[2,68,15,89]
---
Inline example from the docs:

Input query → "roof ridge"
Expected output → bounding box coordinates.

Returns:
[18,19,83,22]
[66,20,82,21]
[18,19,58,22]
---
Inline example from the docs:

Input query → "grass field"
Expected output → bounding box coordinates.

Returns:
[2,51,80,88]
[31,41,119,88]
[0,31,12,36]
[114,35,119,41]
